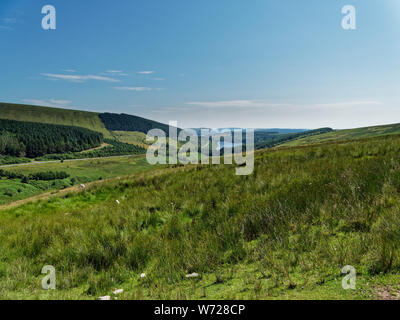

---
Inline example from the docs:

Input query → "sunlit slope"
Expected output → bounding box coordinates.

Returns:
[2,134,400,299]
[281,123,400,147]
[112,131,151,148]
[0,102,112,138]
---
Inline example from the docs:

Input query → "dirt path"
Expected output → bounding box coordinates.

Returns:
[79,142,110,153]
[375,286,400,300]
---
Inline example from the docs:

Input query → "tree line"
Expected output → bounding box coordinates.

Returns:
[35,139,146,161]
[0,119,103,158]
[0,169,70,182]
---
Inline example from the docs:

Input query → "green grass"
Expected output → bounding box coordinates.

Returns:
[281,123,400,147]
[112,131,151,148]
[2,134,400,299]
[0,102,112,138]
[0,155,153,205]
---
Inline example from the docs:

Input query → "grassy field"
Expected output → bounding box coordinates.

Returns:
[0,155,153,205]
[1,134,400,299]
[112,131,151,148]
[281,123,400,147]
[0,102,112,138]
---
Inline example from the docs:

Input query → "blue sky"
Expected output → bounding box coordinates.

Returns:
[1,0,399,129]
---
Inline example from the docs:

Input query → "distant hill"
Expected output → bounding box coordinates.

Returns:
[190,128,307,135]
[99,113,179,136]
[255,128,333,149]
[281,123,400,147]
[0,103,176,141]
[0,102,112,138]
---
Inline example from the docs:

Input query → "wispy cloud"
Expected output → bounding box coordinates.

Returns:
[1,18,17,24]
[185,100,287,108]
[41,73,120,83]
[23,99,73,108]
[138,71,154,75]
[114,86,152,91]
[105,70,129,76]
[153,77,165,81]
[0,17,17,31]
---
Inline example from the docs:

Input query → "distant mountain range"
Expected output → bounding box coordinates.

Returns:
[3,102,399,154]
[190,128,308,135]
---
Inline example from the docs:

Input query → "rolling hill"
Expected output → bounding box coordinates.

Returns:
[281,123,400,147]
[0,103,180,142]
[2,133,400,299]
[0,102,112,138]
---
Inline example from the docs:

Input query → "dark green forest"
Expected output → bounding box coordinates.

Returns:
[99,112,179,136]
[0,119,103,158]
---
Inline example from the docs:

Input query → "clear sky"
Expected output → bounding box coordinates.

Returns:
[1,0,399,129]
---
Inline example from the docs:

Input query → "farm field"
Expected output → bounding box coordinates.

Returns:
[2,134,400,299]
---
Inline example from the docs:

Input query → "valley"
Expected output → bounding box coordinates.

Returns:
[1,102,400,300]
[1,128,400,299]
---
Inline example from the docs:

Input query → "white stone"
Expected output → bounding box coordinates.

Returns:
[115,200,120,205]
[98,295,111,300]
[185,273,199,278]
[140,273,146,278]
[113,289,123,295]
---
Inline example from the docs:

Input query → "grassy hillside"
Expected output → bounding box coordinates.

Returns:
[2,134,400,299]
[0,155,152,206]
[255,128,333,149]
[0,103,112,138]
[281,123,400,147]
[112,131,152,149]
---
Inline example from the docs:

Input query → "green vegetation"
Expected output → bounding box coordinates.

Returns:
[0,102,112,138]
[1,134,400,299]
[0,169,70,201]
[0,156,30,166]
[281,123,400,147]
[255,128,333,149]
[35,139,145,161]
[0,155,153,205]
[0,119,103,158]
[99,112,179,136]
[0,169,69,181]
[112,131,151,148]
